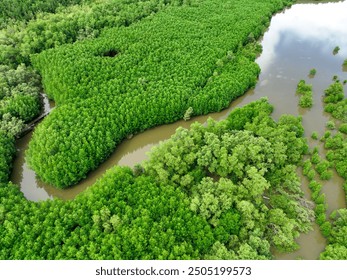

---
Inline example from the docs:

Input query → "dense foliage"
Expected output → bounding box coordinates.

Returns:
[324,81,344,103]
[321,208,347,260]
[144,98,312,255]
[308,180,331,237]
[0,169,216,260]
[308,148,333,181]
[339,123,347,134]
[302,146,333,238]
[0,64,41,121]
[0,64,41,137]
[0,0,190,66]
[0,0,88,26]
[322,81,347,180]
[0,0,190,175]
[0,132,15,183]
[296,80,313,108]
[319,81,347,259]
[28,0,294,188]
[0,99,313,259]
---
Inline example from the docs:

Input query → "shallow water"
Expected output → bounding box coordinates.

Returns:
[10,0,347,259]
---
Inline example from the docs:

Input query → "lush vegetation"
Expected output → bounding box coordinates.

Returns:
[0,65,40,183]
[302,144,333,238]
[0,0,89,26]
[1,0,193,190]
[321,207,347,259]
[296,80,313,108]
[322,81,347,180]
[318,81,347,259]
[0,64,41,135]
[0,0,192,66]
[144,98,313,254]
[1,0,314,260]
[324,132,347,181]
[0,99,314,259]
[339,123,347,135]
[27,0,293,188]
[5,0,346,261]
[0,131,15,183]
[324,82,347,122]
[308,179,331,237]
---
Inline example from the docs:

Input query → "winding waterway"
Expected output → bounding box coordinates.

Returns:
[10,0,347,259]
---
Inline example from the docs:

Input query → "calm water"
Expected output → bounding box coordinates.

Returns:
[10,0,347,259]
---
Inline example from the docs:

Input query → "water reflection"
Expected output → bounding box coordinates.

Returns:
[11,94,56,201]
[12,132,54,201]
[260,1,347,76]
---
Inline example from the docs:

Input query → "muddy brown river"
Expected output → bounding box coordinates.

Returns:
[10,0,347,259]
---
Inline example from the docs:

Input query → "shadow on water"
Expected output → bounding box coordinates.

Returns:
[10,0,347,259]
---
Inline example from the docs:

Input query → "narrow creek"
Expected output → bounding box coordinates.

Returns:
[10,0,347,259]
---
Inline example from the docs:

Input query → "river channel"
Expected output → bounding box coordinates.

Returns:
[10,0,347,259]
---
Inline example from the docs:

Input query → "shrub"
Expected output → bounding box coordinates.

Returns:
[339,123,347,134]
[326,121,336,130]
[316,212,327,225]
[311,150,320,165]
[323,82,344,104]
[320,131,331,142]
[315,160,332,175]
[311,131,319,140]
[299,95,313,108]
[296,80,313,108]
[320,221,332,238]
[303,159,313,176]
[309,68,317,76]
[183,107,194,121]
[333,46,340,54]
[307,170,316,181]
[325,133,343,150]
[320,170,333,181]
[309,181,322,193]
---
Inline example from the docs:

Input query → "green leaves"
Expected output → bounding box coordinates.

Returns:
[0,1,191,68]
[0,64,41,137]
[0,131,15,183]
[321,82,347,180]
[1,0,313,261]
[28,0,292,188]
[324,81,344,104]
[190,177,237,226]
[0,0,86,24]
[1,97,315,260]
[145,99,312,255]
[296,80,313,108]
[267,208,300,252]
